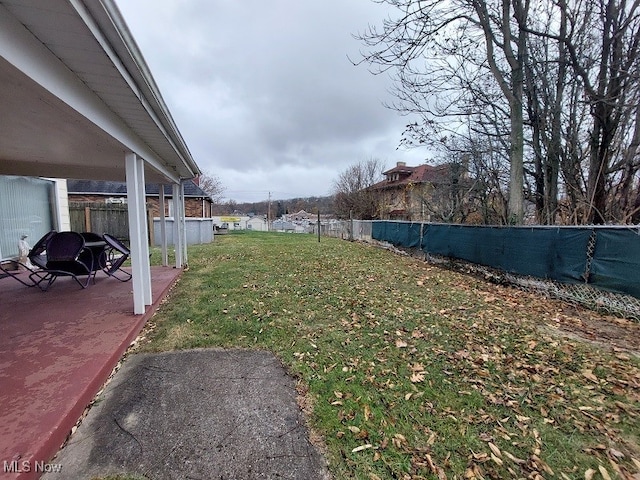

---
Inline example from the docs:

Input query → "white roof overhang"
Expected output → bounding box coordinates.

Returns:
[0,0,200,184]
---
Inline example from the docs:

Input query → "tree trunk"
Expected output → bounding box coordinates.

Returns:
[617,105,640,222]
[508,89,525,224]
[507,0,527,224]
[544,6,566,225]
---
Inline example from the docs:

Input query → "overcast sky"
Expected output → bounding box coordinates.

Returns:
[116,1,428,203]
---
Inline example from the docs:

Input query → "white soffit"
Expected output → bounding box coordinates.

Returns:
[0,0,200,184]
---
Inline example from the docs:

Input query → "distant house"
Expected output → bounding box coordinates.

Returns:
[212,216,251,230]
[67,179,213,218]
[247,216,268,231]
[289,210,312,221]
[370,161,472,222]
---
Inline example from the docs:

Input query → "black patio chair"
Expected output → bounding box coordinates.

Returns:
[101,233,132,282]
[79,231,104,244]
[29,230,57,269]
[80,231,108,268]
[0,230,56,287]
[40,231,95,290]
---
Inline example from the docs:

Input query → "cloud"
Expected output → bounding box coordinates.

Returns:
[116,0,429,202]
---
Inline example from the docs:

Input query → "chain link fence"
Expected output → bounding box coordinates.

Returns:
[321,220,640,320]
[313,219,373,241]
[423,251,640,321]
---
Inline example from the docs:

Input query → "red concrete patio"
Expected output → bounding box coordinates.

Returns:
[0,267,182,480]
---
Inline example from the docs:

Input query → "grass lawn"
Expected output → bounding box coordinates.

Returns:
[142,231,639,479]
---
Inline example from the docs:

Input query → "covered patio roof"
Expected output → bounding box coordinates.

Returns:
[0,0,203,314]
[0,0,199,183]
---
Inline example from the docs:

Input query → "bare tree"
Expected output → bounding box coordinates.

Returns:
[197,170,225,204]
[356,0,640,225]
[332,158,386,219]
[443,135,511,224]
[522,1,568,224]
[355,0,531,223]
[526,0,640,224]
[472,0,530,224]
[579,0,640,224]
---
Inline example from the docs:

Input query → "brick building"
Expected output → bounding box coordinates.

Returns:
[67,179,213,218]
[370,161,471,222]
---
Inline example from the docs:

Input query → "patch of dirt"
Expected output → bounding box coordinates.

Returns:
[295,379,328,452]
[472,277,640,357]
[540,303,640,357]
[461,270,640,357]
[467,271,640,357]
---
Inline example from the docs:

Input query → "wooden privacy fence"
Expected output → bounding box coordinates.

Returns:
[70,202,216,246]
[69,202,147,242]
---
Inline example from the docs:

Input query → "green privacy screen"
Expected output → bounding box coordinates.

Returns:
[374,221,423,248]
[371,222,640,299]
[590,229,640,298]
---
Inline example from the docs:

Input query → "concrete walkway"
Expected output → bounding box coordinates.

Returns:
[41,349,330,480]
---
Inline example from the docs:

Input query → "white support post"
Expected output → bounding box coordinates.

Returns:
[173,183,183,268]
[136,158,152,306]
[126,152,151,314]
[159,184,168,266]
[179,180,188,265]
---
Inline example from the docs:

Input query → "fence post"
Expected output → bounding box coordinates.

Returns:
[349,210,354,241]
[147,207,154,245]
[84,206,91,232]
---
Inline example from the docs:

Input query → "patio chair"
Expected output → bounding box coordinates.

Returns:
[0,230,56,287]
[80,231,108,267]
[29,230,57,269]
[79,231,104,244]
[101,233,132,282]
[40,231,95,290]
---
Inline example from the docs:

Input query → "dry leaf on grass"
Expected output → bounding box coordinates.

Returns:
[364,404,371,421]
[352,443,373,453]
[598,465,612,480]
[582,369,599,383]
